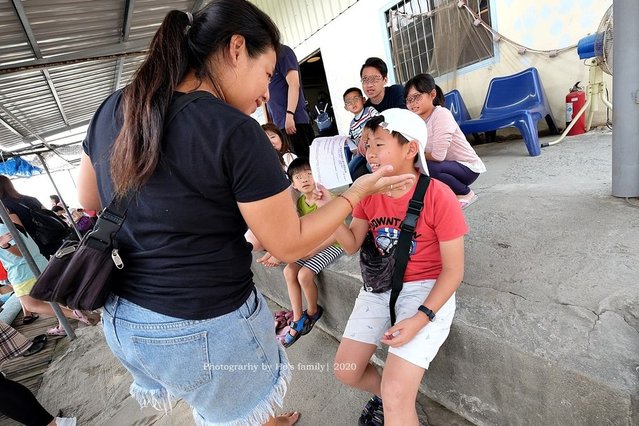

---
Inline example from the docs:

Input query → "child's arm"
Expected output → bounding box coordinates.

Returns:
[333,218,368,254]
[300,234,336,259]
[381,235,464,347]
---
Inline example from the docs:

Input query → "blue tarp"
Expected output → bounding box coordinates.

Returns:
[0,156,42,177]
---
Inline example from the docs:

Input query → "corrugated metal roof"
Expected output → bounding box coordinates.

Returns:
[0,0,354,171]
[0,0,198,169]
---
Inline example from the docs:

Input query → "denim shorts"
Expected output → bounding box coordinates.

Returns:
[342,279,456,369]
[102,288,291,426]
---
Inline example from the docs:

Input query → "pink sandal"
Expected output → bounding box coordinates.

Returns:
[47,326,67,336]
[274,310,293,334]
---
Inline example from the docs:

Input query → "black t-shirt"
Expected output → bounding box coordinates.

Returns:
[83,90,290,320]
[364,84,407,112]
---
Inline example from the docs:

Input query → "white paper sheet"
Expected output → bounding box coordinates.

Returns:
[309,136,353,190]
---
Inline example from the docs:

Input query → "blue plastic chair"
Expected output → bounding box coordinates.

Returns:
[459,68,559,156]
[444,89,472,125]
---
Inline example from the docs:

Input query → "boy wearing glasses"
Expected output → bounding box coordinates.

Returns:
[344,87,379,179]
[360,57,406,112]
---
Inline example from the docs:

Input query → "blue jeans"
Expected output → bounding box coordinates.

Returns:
[102,289,291,425]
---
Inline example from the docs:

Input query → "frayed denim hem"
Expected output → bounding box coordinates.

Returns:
[193,347,293,426]
[129,383,174,414]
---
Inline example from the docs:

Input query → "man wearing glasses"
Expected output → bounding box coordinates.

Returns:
[360,57,407,112]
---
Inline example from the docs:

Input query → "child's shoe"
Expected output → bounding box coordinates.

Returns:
[282,313,309,348]
[358,395,383,426]
[300,305,324,335]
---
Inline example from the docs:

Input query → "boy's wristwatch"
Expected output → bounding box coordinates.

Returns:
[417,305,435,321]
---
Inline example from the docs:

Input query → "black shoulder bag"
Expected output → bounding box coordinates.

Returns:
[359,174,430,325]
[30,91,209,310]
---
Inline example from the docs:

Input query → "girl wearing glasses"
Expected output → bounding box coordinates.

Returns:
[404,73,486,209]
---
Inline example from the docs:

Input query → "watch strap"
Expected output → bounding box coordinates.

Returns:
[417,305,435,321]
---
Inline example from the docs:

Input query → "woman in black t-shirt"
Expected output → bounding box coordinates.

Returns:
[78,2,414,425]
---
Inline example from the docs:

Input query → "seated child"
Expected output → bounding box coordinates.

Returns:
[404,73,486,209]
[316,109,467,424]
[343,87,379,180]
[262,123,297,170]
[281,157,343,348]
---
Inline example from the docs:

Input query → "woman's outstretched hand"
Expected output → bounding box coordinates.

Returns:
[350,165,415,199]
[313,165,415,209]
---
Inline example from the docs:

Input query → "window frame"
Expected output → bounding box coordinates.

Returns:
[384,0,497,83]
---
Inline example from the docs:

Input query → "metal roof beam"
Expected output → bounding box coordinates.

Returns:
[122,0,136,41]
[22,120,91,143]
[42,69,69,125]
[0,105,73,166]
[113,0,136,92]
[11,0,69,126]
[10,0,42,58]
[0,114,24,137]
[0,40,149,75]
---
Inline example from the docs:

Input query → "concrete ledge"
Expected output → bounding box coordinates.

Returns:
[252,253,638,425]
[252,129,639,426]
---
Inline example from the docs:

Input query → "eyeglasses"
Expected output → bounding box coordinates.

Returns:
[361,75,383,85]
[344,96,362,106]
[405,93,424,105]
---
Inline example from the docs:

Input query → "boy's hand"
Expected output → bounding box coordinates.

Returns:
[380,314,429,348]
[312,184,334,207]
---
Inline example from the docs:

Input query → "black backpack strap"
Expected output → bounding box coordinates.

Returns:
[389,174,430,326]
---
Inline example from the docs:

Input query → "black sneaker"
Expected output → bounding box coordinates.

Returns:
[358,395,383,425]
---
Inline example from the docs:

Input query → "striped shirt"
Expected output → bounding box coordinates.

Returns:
[349,106,379,143]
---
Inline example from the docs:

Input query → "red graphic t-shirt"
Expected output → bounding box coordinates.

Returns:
[353,178,468,282]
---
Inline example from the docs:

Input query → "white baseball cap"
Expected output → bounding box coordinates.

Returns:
[377,108,429,176]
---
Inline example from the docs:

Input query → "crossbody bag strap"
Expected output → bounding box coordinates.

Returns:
[85,192,134,253]
[389,174,431,325]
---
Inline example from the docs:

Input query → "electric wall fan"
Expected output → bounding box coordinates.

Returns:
[549,5,613,145]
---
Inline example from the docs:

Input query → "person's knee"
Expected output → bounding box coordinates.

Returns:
[297,268,316,288]
[334,364,362,386]
[283,264,298,281]
[380,377,416,411]
[334,356,367,386]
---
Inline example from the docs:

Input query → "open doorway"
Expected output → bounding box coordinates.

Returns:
[299,50,337,136]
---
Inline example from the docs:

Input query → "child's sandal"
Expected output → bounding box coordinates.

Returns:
[282,313,308,348]
[301,305,323,336]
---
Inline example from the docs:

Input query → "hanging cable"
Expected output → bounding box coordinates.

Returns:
[393,0,578,59]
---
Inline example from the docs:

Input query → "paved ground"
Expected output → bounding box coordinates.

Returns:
[13,128,638,425]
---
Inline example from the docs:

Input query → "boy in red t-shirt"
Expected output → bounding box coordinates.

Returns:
[319,109,467,425]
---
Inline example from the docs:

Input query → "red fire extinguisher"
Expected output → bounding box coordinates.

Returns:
[565,82,586,136]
